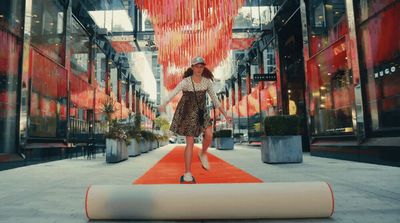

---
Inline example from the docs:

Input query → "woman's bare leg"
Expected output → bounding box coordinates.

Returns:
[201,126,213,154]
[185,136,195,173]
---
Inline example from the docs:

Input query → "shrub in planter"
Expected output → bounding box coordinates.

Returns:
[261,115,302,163]
[140,130,157,152]
[156,134,169,147]
[248,131,262,143]
[126,126,142,157]
[105,120,129,163]
[264,115,301,136]
[214,129,234,150]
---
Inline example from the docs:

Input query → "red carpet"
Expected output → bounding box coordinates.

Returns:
[133,146,263,184]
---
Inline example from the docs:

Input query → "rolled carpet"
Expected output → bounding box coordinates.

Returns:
[85,182,334,220]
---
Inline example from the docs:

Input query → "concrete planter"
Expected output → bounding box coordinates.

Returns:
[150,140,158,150]
[216,137,234,150]
[211,138,217,148]
[261,136,303,163]
[159,140,168,147]
[106,138,128,163]
[140,139,150,153]
[128,139,141,157]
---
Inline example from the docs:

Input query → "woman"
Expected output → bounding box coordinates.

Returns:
[158,56,232,183]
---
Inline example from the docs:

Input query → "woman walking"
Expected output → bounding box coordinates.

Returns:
[158,56,232,183]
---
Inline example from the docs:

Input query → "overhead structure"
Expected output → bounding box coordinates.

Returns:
[136,0,245,90]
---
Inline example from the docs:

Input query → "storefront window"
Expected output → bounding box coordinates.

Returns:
[31,0,65,64]
[0,0,23,153]
[70,17,89,79]
[357,1,400,132]
[307,38,354,135]
[307,0,348,55]
[29,50,68,138]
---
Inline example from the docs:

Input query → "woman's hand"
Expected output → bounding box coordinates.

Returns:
[158,105,166,113]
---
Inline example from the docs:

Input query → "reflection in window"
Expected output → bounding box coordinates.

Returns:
[142,10,153,31]
[263,43,276,74]
[70,17,89,78]
[29,50,67,138]
[307,39,354,135]
[30,0,65,64]
[94,46,106,89]
[307,0,347,55]
[358,0,395,22]
[0,0,24,153]
[358,2,400,131]
[121,78,127,104]
[110,63,118,98]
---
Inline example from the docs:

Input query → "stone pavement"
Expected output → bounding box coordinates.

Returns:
[0,143,399,223]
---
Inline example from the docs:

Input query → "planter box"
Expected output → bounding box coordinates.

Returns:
[261,136,303,163]
[150,140,158,150]
[106,138,128,163]
[140,139,151,153]
[216,137,234,150]
[159,140,168,147]
[128,139,141,157]
[211,138,217,148]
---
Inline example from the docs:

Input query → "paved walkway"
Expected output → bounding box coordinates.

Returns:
[0,144,399,223]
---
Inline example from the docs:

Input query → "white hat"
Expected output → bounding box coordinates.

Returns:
[191,56,206,66]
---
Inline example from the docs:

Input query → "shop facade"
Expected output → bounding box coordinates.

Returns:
[0,0,155,161]
[239,0,399,165]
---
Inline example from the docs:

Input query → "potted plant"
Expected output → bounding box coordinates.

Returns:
[102,98,116,127]
[214,129,234,150]
[140,130,157,152]
[154,117,171,147]
[261,115,303,163]
[105,120,129,163]
[126,126,142,157]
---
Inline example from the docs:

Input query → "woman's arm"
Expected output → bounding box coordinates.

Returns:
[158,79,186,112]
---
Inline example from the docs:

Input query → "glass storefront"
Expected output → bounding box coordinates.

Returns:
[305,0,354,136]
[31,0,65,64]
[356,0,400,133]
[307,38,354,135]
[0,0,24,153]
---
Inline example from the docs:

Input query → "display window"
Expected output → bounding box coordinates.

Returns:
[307,38,354,135]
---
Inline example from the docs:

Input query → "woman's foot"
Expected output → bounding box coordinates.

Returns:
[198,151,210,170]
[180,172,196,184]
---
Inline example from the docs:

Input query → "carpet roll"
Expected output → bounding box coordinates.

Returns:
[85,182,334,220]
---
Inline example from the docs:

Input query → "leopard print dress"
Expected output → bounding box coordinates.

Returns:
[162,76,221,137]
